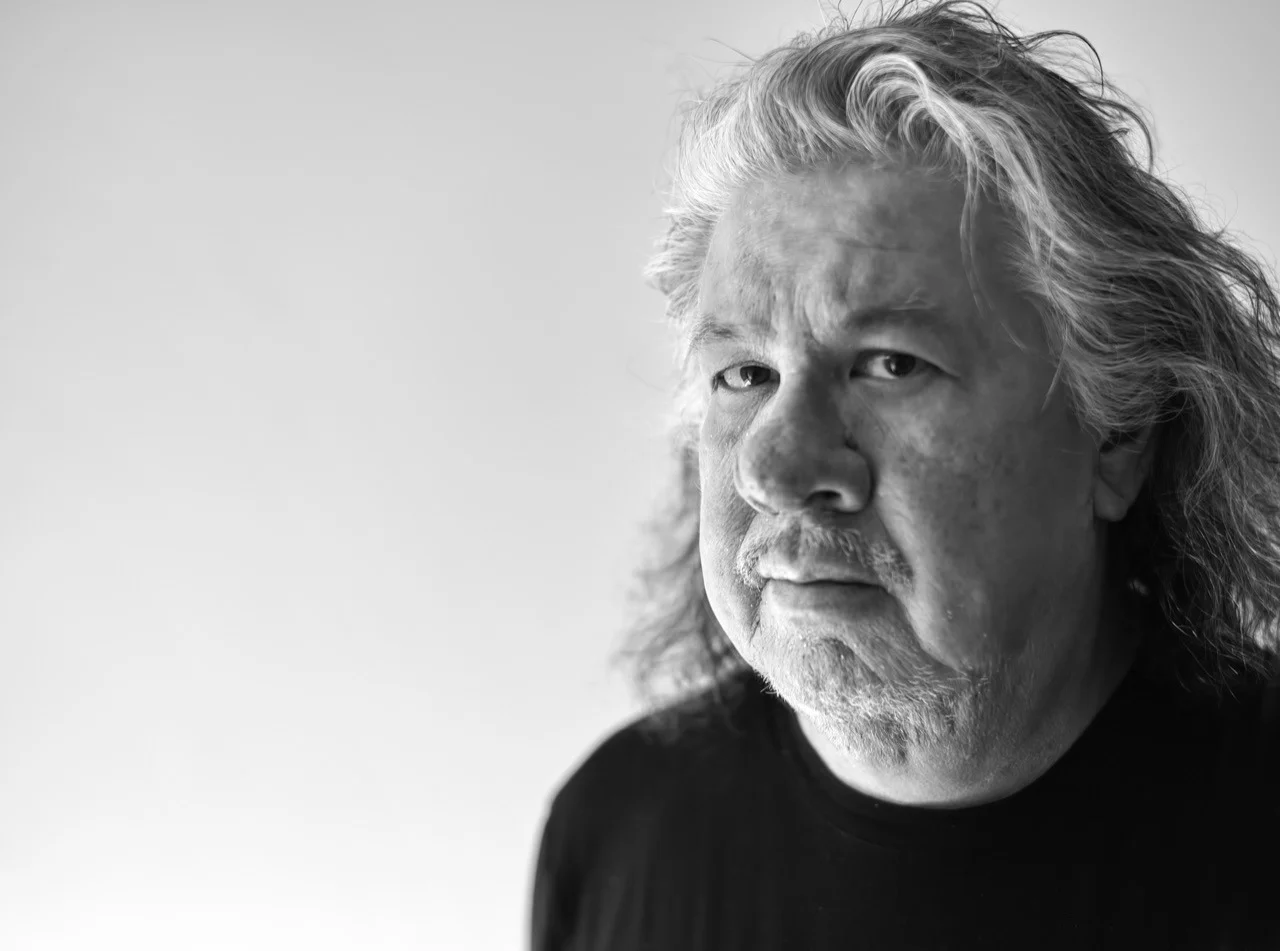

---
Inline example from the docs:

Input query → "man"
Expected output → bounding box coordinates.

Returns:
[532,2,1280,948]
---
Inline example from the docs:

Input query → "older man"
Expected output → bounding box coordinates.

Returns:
[532,2,1280,948]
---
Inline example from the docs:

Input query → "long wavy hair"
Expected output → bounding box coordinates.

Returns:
[613,0,1280,730]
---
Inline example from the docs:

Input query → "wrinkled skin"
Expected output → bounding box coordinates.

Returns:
[694,160,1155,805]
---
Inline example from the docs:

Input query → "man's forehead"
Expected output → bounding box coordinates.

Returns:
[708,172,962,280]
[695,167,1012,334]
[700,217,953,328]
[698,211,957,348]
[687,291,954,356]
[701,244,933,319]
[723,163,963,238]
[711,227,924,283]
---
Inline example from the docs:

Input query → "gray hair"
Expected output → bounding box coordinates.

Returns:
[615,0,1280,727]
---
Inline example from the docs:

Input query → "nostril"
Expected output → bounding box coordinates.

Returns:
[809,488,850,510]
[736,445,870,517]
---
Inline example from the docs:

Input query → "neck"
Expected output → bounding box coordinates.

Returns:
[793,584,1145,809]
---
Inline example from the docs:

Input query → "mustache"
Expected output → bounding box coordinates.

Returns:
[733,522,906,593]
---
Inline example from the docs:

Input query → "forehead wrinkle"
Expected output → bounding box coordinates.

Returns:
[737,216,921,302]
[720,227,843,328]
[694,245,945,356]
[699,191,947,355]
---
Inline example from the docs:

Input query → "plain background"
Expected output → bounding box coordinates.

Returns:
[0,0,1275,948]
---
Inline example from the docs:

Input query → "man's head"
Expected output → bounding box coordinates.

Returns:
[695,158,1153,764]
[621,0,1280,746]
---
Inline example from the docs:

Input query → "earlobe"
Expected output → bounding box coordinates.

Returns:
[1093,425,1157,522]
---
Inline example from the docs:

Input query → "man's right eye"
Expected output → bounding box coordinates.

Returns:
[712,364,776,392]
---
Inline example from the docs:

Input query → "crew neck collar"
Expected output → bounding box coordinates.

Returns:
[758,657,1190,852]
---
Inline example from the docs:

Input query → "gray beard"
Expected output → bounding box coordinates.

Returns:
[756,634,1006,767]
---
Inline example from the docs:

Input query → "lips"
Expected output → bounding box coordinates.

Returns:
[770,572,876,585]
[750,542,881,588]
[757,562,879,586]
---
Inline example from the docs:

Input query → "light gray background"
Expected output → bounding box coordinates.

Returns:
[0,1,1275,949]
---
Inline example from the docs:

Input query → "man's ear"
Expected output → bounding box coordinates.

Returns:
[1094,424,1158,523]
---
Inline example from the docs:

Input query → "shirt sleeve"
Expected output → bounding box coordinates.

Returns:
[530,793,578,951]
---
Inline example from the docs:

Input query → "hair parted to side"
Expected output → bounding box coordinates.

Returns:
[613,0,1280,732]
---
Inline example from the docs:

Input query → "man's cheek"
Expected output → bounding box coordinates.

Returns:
[698,443,738,531]
[699,514,736,590]
[702,497,748,575]
[702,551,752,646]
[696,502,735,601]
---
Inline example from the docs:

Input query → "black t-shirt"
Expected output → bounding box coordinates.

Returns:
[531,657,1280,950]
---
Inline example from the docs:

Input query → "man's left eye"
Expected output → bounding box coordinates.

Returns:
[860,351,931,380]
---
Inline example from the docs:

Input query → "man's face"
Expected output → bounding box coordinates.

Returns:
[695,161,1107,762]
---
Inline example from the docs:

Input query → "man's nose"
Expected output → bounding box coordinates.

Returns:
[734,387,871,517]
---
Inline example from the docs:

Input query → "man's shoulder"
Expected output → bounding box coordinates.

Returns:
[1216,668,1280,789]
[545,673,771,834]
[530,677,779,949]
[1190,668,1280,946]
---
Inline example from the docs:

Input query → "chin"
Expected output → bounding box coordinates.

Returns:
[756,633,989,763]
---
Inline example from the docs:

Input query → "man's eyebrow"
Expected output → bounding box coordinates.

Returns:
[686,303,954,354]
[685,316,763,353]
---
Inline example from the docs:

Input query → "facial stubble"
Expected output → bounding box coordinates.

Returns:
[747,607,1003,767]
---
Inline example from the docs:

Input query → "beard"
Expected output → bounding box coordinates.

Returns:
[749,627,1005,767]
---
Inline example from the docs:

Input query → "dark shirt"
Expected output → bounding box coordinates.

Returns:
[531,657,1280,950]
